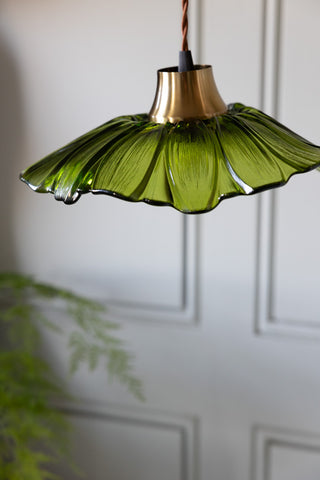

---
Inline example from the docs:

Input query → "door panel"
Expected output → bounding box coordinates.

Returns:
[51,403,197,480]
[254,427,320,480]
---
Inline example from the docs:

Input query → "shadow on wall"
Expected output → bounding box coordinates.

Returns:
[0,26,25,272]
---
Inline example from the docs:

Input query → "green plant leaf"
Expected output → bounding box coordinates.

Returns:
[0,272,144,479]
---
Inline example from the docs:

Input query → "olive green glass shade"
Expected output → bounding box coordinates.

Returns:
[20,103,320,214]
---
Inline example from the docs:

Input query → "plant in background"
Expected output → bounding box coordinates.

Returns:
[0,272,144,480]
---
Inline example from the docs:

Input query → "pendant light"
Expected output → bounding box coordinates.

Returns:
[20,1,320,214]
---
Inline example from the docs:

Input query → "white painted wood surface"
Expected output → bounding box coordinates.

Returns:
[1,0,320,478]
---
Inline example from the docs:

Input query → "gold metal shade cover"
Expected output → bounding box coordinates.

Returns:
[149,65,227,124]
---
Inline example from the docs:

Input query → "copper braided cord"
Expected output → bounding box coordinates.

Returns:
[182,0,189,51]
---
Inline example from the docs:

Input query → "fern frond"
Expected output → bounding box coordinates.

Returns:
[0,272,144,479]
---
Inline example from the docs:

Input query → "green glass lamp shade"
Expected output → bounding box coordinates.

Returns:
[20,66,320,214]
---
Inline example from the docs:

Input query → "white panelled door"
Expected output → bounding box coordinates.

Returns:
[2,0,320,478]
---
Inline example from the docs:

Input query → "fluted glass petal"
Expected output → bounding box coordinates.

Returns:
[20,104,320,214]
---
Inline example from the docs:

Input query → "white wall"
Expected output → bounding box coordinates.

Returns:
[2,1,320,479]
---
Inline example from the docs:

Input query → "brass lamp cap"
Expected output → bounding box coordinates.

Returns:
[149,65,227,124]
